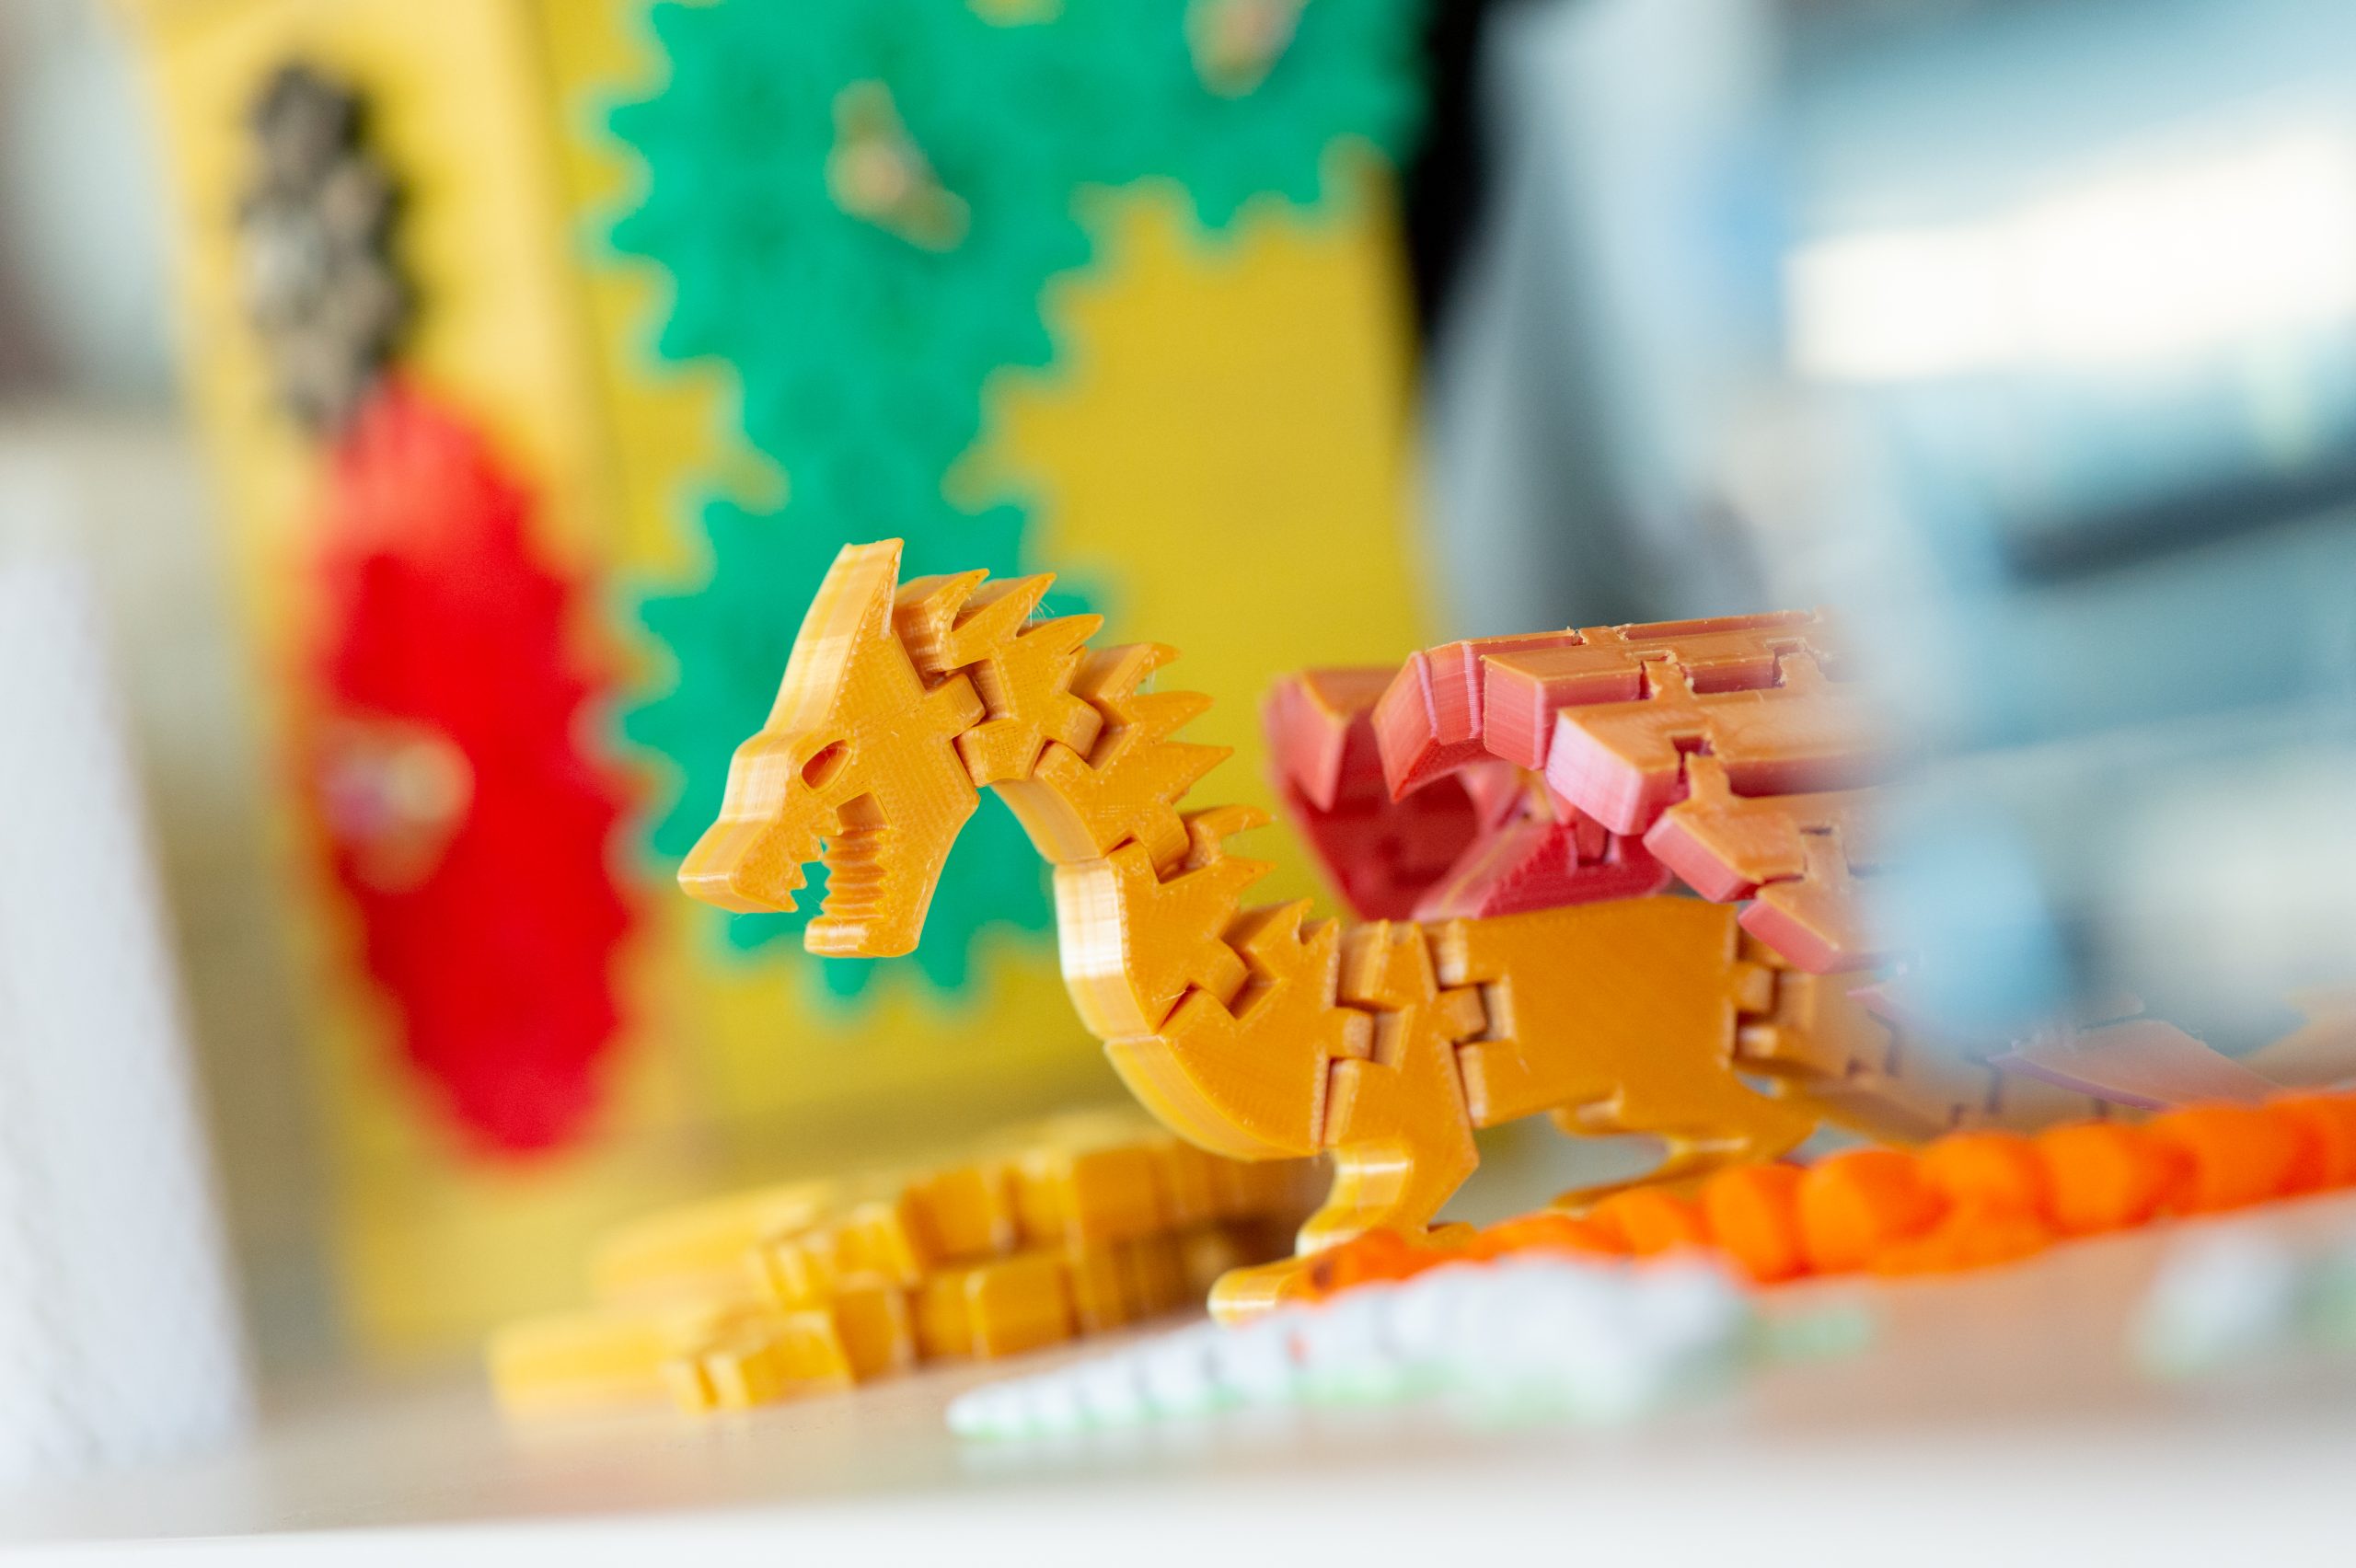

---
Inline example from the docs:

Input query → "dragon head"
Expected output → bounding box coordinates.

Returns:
[677,539,986,957]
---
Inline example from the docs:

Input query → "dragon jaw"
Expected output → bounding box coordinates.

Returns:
[678,540,984,958]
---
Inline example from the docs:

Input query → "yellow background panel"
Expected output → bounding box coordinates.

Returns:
[130,0,1434,1356]
[964,165,1436,909]
[127,0,715,1355]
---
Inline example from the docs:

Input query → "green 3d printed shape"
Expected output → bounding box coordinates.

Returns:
[611,0,1425,998]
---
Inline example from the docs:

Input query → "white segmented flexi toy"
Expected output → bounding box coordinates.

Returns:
[945,1251,1763,1441]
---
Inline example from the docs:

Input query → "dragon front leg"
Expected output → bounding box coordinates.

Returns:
[1208,920,1486,1322]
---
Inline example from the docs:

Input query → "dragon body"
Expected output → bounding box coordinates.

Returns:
[685,541,2107,1318]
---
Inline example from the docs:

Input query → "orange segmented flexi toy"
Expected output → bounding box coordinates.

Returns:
[1290,1087,2356,1303]
[686,542,2129,1320]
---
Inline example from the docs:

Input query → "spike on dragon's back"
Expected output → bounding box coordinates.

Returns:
[683,539,2120,1320]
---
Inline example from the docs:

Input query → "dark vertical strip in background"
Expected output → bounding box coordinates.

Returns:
[1403,0,1508,343]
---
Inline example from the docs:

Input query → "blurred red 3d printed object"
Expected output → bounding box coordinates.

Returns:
[1374,610,1884,973]
[314,379,634,1153]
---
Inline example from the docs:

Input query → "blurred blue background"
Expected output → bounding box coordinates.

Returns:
[1421,0,2356,1044]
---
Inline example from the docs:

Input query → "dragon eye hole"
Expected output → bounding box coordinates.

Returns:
[800,742,849,790]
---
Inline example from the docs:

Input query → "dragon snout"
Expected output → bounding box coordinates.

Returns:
[677,735,850,915]
[677,804,826,915]
[677,735,939,962]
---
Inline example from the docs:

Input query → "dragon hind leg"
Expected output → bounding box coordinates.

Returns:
[1437,896,1820,1211]
[1544,1101,1814,1212]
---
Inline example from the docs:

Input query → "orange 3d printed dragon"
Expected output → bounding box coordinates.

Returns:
[683,540,2122,1317]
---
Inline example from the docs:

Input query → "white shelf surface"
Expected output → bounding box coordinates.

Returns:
[10,1194,2356,1565]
